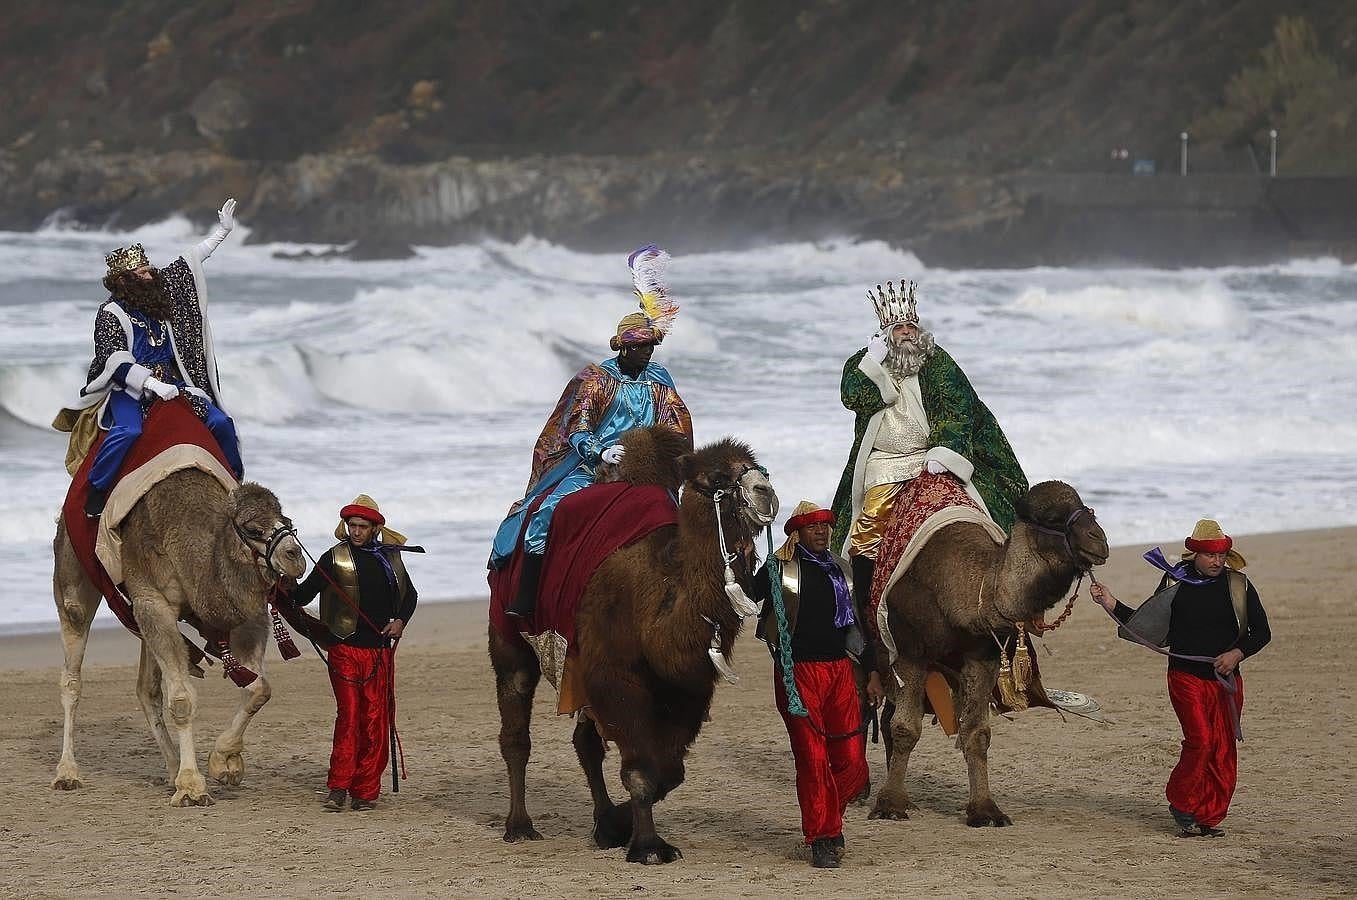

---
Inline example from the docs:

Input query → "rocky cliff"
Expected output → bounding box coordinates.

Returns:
[3,2,1355,262]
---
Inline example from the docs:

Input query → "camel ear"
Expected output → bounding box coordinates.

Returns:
[676,452,701,484]
[1013,492,1033,523]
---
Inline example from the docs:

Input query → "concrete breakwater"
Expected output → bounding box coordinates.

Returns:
[3,150,1354,266]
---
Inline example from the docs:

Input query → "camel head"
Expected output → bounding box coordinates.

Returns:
[226,483,307,583]
[1013,481,1109,572]
[679,437,779,538]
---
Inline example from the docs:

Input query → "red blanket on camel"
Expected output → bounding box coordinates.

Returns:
[488,481,678,652]
[61,397,236,635]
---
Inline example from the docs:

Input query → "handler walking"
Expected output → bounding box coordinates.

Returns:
[291,494,418,811]
[754,501,884,868]
[1091,519,1271,837]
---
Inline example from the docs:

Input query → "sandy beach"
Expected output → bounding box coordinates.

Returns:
[2,528,1354,899]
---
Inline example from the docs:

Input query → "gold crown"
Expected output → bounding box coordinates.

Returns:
[104,243,150,275]
[868,280,918,329]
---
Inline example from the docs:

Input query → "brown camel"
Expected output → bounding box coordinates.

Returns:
[51,470,306,806]
[489,427,779,864]
[868,480,1108,827]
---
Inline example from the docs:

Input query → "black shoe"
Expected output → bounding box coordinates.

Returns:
[830,834,846,858]
[851,555,875,610]
[506,553,544,617]
[1169,805,1196,831]
[810,837,841,869]
[323,789,347,811]
[84,486,108,518]
[349,797,376,811]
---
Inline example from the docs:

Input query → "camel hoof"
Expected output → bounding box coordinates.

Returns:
[170,790,216,807]
[868,807,910,821]
[593,802,634,849]
[503,823,543,843]
[208,750,245,786]
[965,801,1012,827]
[626,839,683,865]
[51,775,83,791]
[868,793,916,820]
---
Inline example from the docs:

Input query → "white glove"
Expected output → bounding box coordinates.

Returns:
[601,445,626,465]
[144,377,180,401]
[193,199,236,262]
[217,198,236,231]
[867,332,889,363]
[926,459,949,475]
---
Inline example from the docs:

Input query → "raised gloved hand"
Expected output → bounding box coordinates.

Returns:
[217,198,236,231]
[143,377,180,402]
[601,445,626,465]
[867,332,889,364]
[926,458,949,475]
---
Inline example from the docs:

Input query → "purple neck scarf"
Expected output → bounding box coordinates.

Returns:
[1143,546,1215,585]
[798,544,855,628]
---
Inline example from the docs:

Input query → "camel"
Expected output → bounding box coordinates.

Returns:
[489,427,779,864]
[51,470,306,806]
[868,480,1108,827]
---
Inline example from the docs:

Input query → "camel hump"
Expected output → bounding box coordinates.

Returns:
[614,426,693,490]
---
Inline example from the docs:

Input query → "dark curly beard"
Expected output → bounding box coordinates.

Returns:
[104,269,173,320]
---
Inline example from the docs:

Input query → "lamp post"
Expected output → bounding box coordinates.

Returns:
[1180,131,1189,176]
[1269,129,1278,176]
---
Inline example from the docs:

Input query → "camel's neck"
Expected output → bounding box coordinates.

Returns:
[673,493,744,626]
[196,521,270,629]
[981,527,1079,632]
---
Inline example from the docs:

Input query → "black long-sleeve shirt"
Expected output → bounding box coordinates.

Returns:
[1114,573,1270,681]
[754,560,876,671]
[290,543,418,648]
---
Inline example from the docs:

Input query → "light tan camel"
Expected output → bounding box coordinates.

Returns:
[490,427,778,864]
[51,471,306,806]
[869,480,1109,827]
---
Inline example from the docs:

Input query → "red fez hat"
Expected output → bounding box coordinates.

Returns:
[784,501,835,535]
[340,503,385,527]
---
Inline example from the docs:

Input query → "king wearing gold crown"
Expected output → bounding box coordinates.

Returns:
[830,280,1028,612]
[54,200,244,516]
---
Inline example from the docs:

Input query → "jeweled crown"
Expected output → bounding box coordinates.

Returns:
[104,243,150,275]
[869,280,918,329]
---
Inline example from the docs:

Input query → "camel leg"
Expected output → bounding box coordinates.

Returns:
[870,657,926,821]
[573,716,632,849]
[209,616,270,787]
[957,657,1010,827]
[136,642,178,778]
[489,626,543,842]
[587,668,685,864]
[131,586,214,807]
[51,527,101,790]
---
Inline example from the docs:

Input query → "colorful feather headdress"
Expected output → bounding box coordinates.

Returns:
[627,244,679,337]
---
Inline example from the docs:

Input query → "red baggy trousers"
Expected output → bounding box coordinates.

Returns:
[327,643,391,802]
[774,657,869,843]
[1166,669,1245,828]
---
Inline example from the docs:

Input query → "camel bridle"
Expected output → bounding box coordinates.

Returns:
[233,515,298,581]
[1019,505,1097,572]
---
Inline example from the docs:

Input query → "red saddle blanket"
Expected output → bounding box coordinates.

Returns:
[61,398,235,635]
[867,470,981,642]
[488,482,678,648]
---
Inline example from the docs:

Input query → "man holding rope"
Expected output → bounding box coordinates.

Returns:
[290,494,418,811]
[753,500,884,869]
[1091,519,1271,838]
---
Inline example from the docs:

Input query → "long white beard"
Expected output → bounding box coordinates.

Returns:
[884,328,936,378]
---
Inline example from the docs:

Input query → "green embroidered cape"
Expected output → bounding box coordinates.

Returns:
[830,346,1028,552]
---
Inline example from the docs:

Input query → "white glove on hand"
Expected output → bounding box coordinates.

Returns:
[217,198,236,231]
[867,332,889,363]
[601,445,626,465]
[926,459,949,475]
[144,377,180,402]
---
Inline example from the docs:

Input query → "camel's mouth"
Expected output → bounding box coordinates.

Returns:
[737,470,779,529]
[1076,530,1110,569]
